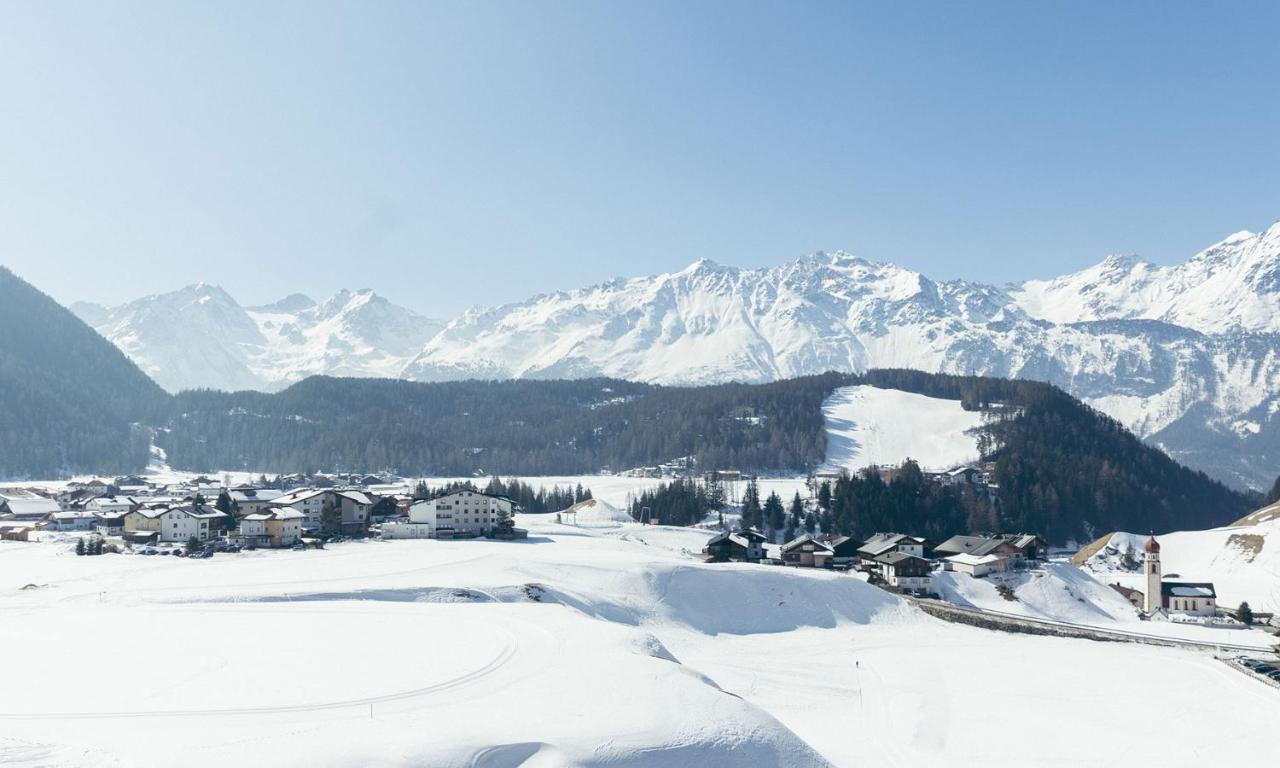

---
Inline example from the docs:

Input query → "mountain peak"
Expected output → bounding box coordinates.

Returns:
[249,293,317,314]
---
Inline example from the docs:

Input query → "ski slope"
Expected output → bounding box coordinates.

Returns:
[1,519,1276,766]
[820,385,985,473]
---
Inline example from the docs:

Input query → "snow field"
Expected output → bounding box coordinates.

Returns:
[1,516,1276,766]
[820,385,985,473]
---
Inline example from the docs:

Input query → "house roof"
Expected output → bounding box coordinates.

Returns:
[856,533,923,557]
[875,551,929,566]
[0,497,62,519]
[1162,582,1216,598]
[335,490,373,506]
[273,488,328,505]
[945,553,1004,566]
[935,535,1017,557]
[781,535,833,554]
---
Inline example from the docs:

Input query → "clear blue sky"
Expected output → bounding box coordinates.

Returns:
[2,1,1278,317]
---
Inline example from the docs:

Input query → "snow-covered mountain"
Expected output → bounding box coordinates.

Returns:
[401,225,1280,489]
[74,223,1280,489]
[73,286,444,393]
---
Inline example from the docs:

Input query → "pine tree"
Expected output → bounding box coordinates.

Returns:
[741,479,762,530]
[817,482,831,511]
[320,495,342,535]
[790,492,804,526]
[494,505,516,537]
[764,492,785,536]
[185,536,200,554]
[1238,601,1254,625]
[75,538,85,556]
[804,511,817,534]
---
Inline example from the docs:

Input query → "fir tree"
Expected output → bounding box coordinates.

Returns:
[494,505,516,537]
[803,511,817,534]
[1237,601,1253,625]
[764,492,785,536]
[817,481,831,511]
[75,538,85,556]
[740,479,762,530]
[789,492,804,526]
[185,536,200,554]
[320,495,342,535]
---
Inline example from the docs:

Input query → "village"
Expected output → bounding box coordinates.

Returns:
[0,465,1261,634]
[0,475,527,556]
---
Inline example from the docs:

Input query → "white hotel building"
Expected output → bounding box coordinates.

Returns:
[400,490,515,538]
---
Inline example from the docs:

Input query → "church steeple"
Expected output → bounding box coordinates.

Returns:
[1143,534,1162,614]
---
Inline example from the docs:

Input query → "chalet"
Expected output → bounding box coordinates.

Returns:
[942,552,1006,577]
[874,552,933,592]
[122,507,167,535]
[703,527,767,562]
[47,510,97,531]
[228,488,283,516]
[85,496,138,516]
[941,466,982,486]
[238,509,304,548]
[69,479,113,496]
[824,535,862,567]
[857,533,929,566]
[933,534,1022,565]
[1001,534,1049,562]
[125,504,228,544]
[271,489,328,530]
[780,535,834,568]
[93,510,131,537]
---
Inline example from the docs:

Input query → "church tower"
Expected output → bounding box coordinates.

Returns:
[1142,535,1162,614]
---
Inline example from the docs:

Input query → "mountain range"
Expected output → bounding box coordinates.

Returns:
[71,224,1280,489]
[73,287,445,393]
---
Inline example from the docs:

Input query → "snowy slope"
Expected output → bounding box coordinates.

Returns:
[1077,519,1280,613]
[3,526,1276,767]
[75,286,444,392]
[820,385,985,472]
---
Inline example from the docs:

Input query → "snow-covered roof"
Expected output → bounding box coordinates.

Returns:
[335,490,373,505]
[273,489,327,505]
[1,497,61,519]
[945,553,1003,566]
[1163,582,1216,598]
[230,489,283,503]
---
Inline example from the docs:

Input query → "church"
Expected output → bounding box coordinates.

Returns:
[1141,535,1217,617]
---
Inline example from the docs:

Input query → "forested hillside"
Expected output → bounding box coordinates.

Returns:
[847,369,1252,542]
[158,373,847,475]
[0,267,165,477]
